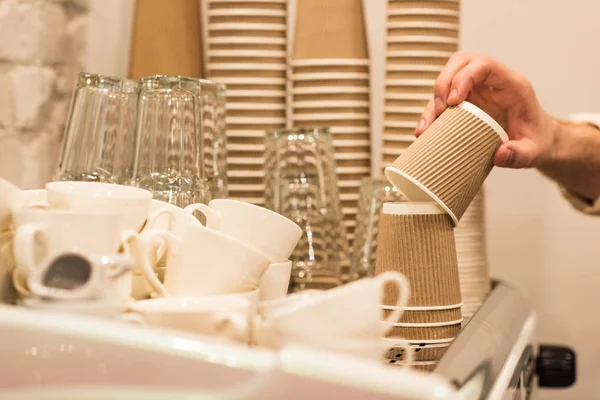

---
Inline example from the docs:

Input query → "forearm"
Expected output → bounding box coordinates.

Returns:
[536,119,600,201]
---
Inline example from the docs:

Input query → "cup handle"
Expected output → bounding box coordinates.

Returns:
[12,268,31,297]
[183,203,220,229]
[138,229,180,297]
[378,271,411,326]
[121,311,147,326]
[146,206,178,230]
[145,207,178,260]
[13,223,46,277]
[101,254,133,280]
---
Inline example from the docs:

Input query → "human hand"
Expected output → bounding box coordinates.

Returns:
[414,52,558,169]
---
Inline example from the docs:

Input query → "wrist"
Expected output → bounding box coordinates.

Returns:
[535,116,569,170]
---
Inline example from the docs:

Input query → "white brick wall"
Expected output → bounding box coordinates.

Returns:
[0,0,87,188]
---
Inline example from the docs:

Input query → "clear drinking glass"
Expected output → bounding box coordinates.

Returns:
[350,177,405,280]
[132,76,208,207]
[265,128,348,291]
[54,73,139,184]
[198,79,228,199]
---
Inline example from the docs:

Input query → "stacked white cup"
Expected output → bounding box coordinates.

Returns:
[2,179,302,341]
[127,198,302,342]
[254,271,412,361]
[3,181,153,318]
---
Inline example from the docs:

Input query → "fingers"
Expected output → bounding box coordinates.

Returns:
[446,55,497,105]
[415,98,435,137]
[448,55,525,106]
[433,51,474,113]
[494,141,535,169]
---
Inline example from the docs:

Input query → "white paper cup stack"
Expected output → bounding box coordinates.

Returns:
[382,0,460,169]
[291,0,371,247]
[455,189,491,321]
[205,0,288,205]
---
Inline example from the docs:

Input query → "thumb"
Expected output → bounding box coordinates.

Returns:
[493,140,535,169]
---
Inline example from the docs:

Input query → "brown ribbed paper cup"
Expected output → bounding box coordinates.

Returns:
[376,202,461,307]
[383,307,462,324]
[388,324,461,341]
[384,102,508,225]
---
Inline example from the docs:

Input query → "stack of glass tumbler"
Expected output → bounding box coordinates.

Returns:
[264,128,349,291]
[54,73,228,206]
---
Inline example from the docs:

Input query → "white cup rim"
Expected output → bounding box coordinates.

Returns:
[173,219,272,261]
[381,302,463,311]
[46,181,152,200]
[207,199,302,234]
[13,209,127,217]
[382,201,446,215]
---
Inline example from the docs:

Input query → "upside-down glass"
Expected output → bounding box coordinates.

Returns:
[132,76,208,207]
[350,177,405,280]
[198,79,228,199]
[54,73,138,184]
[265,128,348,292]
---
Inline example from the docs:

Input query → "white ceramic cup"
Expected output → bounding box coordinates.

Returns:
[0,182,51,232]
[141,200,203,264]
[259,261,292,301]
[135,221,271,297]
[12,209,127,277]
[27,252,133,302]
[21,297,144,324]
[260,271,410,343]
[128,294,256,342]
[314,337,409,362]
[259,289,324,319]
[0,177,25,230]
[45,182,152,232]
[184,199,302,262]
[144,199,202,232]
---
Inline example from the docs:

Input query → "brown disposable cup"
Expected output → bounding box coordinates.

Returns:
[387,323,461,341]
[385,102,508,225]
[411,362,438,373]
[375,202,461,307]
[387,1,461,11]
[383,307,462,324]
[294,0,367,59]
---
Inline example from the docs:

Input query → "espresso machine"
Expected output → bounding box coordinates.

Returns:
[434,281,576,399]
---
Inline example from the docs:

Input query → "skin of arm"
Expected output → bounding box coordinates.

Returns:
[538,119,600,201]
[415,51,600,202]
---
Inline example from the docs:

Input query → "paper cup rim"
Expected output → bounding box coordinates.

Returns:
[384,318,463,327]
[390,337,456,345]
[459,101,509,142]
[384,167,458,224]
[381,302,463,311]
[381,201,446,215]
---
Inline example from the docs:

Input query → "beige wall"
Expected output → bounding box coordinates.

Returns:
[461,0,600,398]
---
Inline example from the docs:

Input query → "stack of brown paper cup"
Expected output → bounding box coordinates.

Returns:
[382,0,461,170]
[292,0,370,249]
[204,0,288,205]
[375,202,462,371]
[385,101,508,226]
[455,189,491,321]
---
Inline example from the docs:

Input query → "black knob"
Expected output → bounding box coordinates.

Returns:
[536,345,576,388]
